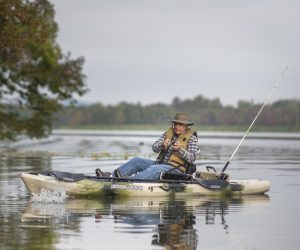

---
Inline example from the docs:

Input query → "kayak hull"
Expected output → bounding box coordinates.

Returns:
[21,172,270,198]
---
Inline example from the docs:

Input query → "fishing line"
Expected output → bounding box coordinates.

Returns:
[221,66,288,173]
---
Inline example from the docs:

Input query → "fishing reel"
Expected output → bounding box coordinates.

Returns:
[218,172,229,181]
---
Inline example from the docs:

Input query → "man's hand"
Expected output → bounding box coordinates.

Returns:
[172,141,181,151]
[162,139,171,149]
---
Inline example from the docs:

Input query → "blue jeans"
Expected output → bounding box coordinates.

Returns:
[114,157,181,180]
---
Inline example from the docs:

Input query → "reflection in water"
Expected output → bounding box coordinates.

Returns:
[202,199,229,233]
[151,200,198,249]
[21,196,270,250]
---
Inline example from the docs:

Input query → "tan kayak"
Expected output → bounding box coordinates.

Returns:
[21,170,270,198]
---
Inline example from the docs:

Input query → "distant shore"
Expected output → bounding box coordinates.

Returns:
[57,124,300,133]
[53,128,300,140]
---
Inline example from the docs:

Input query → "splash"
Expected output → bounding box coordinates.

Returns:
[31,188,67,203]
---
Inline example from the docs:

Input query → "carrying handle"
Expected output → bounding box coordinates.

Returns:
[206,166,217,173]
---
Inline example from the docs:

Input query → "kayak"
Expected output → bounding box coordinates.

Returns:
[21,169,270,198]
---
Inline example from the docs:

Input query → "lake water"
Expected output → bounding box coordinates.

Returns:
[1,130,300,250]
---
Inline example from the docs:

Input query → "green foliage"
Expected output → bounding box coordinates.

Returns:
[0,0,87,140]
[55,95,300,131]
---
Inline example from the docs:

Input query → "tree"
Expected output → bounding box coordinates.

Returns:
[0,0,87,140]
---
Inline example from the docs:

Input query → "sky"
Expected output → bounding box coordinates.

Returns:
[50,0,299,106]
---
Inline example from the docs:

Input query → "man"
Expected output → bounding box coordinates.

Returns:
[97,112,199,180]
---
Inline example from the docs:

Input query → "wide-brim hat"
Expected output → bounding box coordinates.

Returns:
[170,112,194,126]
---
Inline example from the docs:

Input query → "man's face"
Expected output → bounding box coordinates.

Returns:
[173,122,187,135]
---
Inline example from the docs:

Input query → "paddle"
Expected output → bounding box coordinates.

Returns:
[220,66,288,177]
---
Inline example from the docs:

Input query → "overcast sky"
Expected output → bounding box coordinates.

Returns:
[50,0,299,106]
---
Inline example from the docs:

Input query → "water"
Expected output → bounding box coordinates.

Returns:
[1,131,300,250]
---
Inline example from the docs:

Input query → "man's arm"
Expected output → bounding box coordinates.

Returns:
[176,135,199,165]
[152,132,166,153]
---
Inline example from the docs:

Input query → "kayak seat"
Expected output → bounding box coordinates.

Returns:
[160,171,193,181]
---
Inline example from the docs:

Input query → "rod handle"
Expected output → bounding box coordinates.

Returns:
[221,161,230,173]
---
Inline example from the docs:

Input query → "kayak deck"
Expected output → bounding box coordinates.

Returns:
[21,171,270,198]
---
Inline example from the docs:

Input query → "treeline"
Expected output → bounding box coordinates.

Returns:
[55,95,300,130]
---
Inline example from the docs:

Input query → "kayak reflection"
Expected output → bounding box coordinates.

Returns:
[22,195,270,249]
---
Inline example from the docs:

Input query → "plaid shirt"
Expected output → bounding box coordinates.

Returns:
[152,131,199,165]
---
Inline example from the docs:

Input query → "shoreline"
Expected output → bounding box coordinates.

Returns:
[52,129,300,140]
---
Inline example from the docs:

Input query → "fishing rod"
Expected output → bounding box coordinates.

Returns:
[220,66,288,175]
